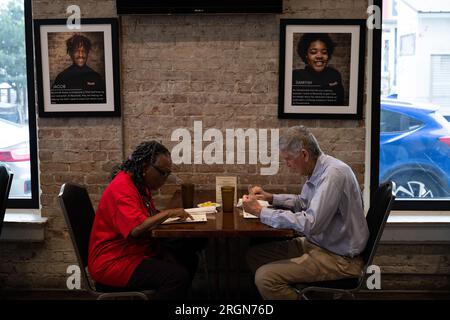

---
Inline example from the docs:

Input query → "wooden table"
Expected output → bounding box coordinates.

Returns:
[152,190,294,238]
[152,190,294,299]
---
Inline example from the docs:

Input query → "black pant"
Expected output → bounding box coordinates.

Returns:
[126,238,208,300]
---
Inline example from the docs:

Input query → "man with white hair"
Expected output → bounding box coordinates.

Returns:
[243,125,369,300]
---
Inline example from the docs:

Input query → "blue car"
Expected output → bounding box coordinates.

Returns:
[380,99,450,198]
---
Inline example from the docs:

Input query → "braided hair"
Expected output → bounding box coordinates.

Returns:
[114,141,170,196]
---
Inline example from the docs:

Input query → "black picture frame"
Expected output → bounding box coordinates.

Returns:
[34,18,121,117]
[278,19,366,119]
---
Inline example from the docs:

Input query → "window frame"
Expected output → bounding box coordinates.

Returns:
[6,0,39,209]
[370,0,450,211]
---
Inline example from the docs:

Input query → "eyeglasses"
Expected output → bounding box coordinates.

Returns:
[151,164,171,178]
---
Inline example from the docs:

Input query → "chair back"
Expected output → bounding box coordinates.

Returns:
[0,165,14,236]
[361,181,395,267]
[58,183,96,291]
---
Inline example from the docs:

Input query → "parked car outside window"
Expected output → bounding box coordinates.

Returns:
[380,99,450,199]
[0,118,31,199]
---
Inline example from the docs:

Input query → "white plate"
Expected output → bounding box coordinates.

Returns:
[236,198,270,208]
[243,211,259,219]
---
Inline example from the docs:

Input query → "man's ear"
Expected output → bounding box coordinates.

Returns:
[302,149,310,162]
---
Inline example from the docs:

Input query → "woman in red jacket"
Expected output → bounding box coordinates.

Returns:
[88,141,198,299]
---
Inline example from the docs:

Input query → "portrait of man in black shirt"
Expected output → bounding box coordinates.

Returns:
[51,34,106,104]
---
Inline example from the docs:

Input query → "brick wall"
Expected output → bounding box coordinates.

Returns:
[372,244,450,290]
[1,0,448,291]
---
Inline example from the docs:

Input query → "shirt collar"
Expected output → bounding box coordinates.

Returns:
[307,154,326,186]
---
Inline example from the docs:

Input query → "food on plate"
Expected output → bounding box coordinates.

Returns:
[197,201,220,208]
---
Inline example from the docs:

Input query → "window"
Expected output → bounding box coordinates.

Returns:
[372,0,450,210]
[391,0,398,16]
[399,34,415,56]
[0,0,38,208]
[431,54,450,121]
[383,39,389,73]
[380,109,423,133]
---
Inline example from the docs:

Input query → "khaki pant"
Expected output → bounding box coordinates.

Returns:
[247,237,364,300]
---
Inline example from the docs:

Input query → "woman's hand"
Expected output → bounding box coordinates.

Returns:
[248,185,273,203]
[131,208,193,238]
[163,208,193,221]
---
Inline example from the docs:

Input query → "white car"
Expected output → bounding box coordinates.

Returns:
[0,118,31,199]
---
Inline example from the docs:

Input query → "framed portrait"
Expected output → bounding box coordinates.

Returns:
[278,19,366,119]
[34,18,121,117]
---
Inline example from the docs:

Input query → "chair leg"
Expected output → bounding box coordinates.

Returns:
[97,292,149,300]
[332,292,344,300]
[298,286,355,300]
[294,284,308,300]
[332,292,356,300]
[300,293,310,300]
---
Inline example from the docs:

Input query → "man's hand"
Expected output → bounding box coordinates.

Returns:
[248,185,274,203]
[163,208,193,221]
[242,195,263,217]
